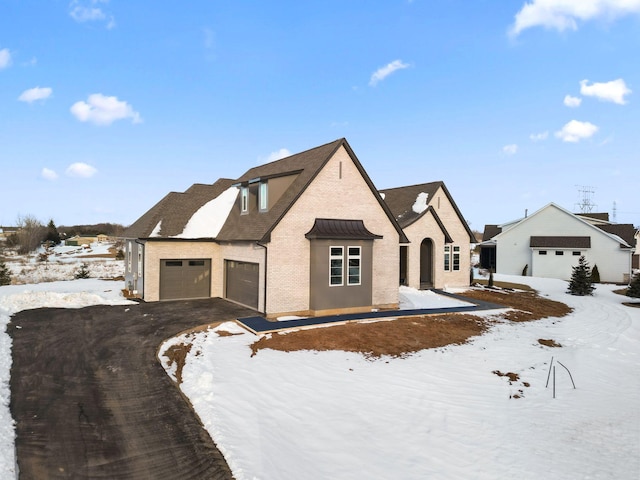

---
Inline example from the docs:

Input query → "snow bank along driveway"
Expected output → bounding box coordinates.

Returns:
[161,276,640,480]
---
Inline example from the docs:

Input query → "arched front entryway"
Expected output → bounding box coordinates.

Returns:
[420,238,434,289]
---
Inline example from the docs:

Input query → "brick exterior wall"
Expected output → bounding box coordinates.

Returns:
[143,241,218,302]
[403,186,471,289]
[265,145,400,316]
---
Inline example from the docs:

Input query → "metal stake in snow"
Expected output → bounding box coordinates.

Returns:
[557,361,576,390]
[546,357,576,398]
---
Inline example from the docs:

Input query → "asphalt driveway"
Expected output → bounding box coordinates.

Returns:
[9,298,255,480]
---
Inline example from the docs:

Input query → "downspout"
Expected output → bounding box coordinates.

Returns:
[135,239,146,299]
[257,241,268,314]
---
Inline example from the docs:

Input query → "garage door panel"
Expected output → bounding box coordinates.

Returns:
[225,261,259,310]
[160,259,211,300]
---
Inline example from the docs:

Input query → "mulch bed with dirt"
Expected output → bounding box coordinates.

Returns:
[250,289,573,358]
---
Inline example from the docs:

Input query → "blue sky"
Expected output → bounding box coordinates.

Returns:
[1,0,638,230]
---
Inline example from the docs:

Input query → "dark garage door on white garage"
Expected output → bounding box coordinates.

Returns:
[159,259,211,300]
[225,260,259,310]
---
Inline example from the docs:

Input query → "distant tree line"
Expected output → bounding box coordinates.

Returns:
[4,215,126,254]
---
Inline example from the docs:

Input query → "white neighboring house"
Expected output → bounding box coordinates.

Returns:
[479,203,635,283]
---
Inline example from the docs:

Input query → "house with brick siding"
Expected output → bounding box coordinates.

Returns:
[123,138,472,317]
[380,182,475,290]
[479,203,635,283]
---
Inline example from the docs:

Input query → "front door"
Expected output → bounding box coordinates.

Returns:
[420,238,433,288]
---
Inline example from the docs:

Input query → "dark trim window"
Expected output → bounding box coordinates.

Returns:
[166,260,183,267]
[573,251,581,256]
[539,250,547,255]
[189,260,205,266]
[347,246,361,285]
[555,251,564,256]
[330,247,344,286]
[444,245,450,271]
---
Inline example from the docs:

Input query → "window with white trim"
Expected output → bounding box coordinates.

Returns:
[127,241,132,273]
[347,246,361,285]
[259,182,268,211]
[330,247,344,286]
[444,245,450,271]
[241,187,249,213]
[137,246,143,273]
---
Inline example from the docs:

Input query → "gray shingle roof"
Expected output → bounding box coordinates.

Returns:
[124,138,408,244]
[530,236,591,248]
[597,224,635,246]
[380,181,475,242]
[122,179,235,239]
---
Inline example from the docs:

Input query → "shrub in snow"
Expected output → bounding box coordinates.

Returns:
[0,260,11,286]
[627,272,640,299]
[488,270,494,287]
[74,263,91,279]
[522,264,528,276]
[590,264,600,283]
[567,255,595,296]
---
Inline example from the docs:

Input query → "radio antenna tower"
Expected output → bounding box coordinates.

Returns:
[575,185,596,213]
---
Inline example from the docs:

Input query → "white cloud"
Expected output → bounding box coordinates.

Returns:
[509,0,640,37]
[563,94,582,107]
[580,78,631,105]
[0,48,11,69]
[69,0,115,29]
[70,93,142,126]
[369,60,410,86]
[266,148,292,163]
[555,119,598,142]
[18,87,53,103]
[529,131,549,141]
[41,168,59,181]
[66,162,98,178]
[502,144,518,155]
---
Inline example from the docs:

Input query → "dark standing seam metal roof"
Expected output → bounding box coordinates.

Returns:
[305,218,383,240]
[380,181,475,243]
[529,236,591,248]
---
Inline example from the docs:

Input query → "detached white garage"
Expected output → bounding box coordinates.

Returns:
[159,259,211,300]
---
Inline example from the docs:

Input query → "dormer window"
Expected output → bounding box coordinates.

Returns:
[259,182,268,212]
[241,187,249,214]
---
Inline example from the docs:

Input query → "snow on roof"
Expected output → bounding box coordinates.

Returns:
[411,192,429,214]
[175,187,239,239]
[150,221,162,238]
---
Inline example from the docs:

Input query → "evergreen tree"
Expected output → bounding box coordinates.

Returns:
[627,272,640,299]
[74,263,91,279]
[567,255,595,296]
[591,264,600,283]
[0,261,11,286]
[45,219,61,245]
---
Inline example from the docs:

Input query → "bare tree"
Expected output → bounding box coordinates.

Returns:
[15,215,46,254]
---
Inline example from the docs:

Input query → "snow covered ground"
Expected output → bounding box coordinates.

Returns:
[2,242,123,285]
[0,244,131,477]
[161,275,640,480]
[0,256,638,479]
